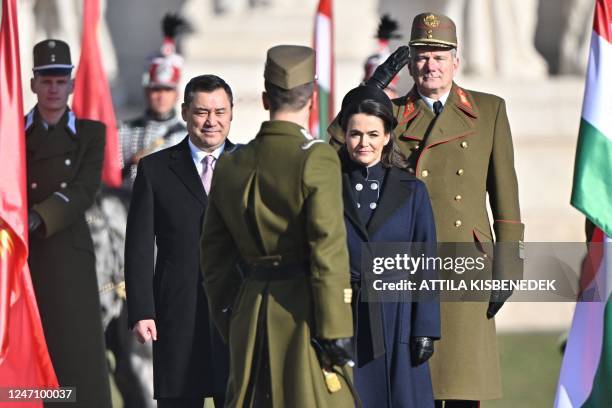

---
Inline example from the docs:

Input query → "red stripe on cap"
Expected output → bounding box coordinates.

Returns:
[593,0,612,44]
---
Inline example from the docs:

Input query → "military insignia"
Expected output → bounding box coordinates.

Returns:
[423,14,440,28]
[343,288,353,303]
[456,88,473,110]
[427,30,433,39]
[300,139,324,150]
[403,101,415,117]
[300,128,314,140]
[48,40,56,48]
[51,54,56,62]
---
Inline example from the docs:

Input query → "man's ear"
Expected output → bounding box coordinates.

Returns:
[68,78,74,95]
[30,77,36,93]
[308,87,318,111]
[262,91,270,111]
[181,103,188,121]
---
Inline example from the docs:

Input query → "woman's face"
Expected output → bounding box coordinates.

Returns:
[345,113,390,167]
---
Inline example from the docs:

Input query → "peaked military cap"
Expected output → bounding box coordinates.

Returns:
[264,45,315,90]
[33,39,74,75]
[409,12,457,49]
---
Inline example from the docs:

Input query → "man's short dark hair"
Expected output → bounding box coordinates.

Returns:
[264,81,314,112]
[183,74,234,106]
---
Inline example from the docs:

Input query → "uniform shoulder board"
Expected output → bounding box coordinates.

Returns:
[25,108,36,131]
[301,139,324,150]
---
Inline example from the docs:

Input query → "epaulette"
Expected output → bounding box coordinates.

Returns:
[301,139,324,150]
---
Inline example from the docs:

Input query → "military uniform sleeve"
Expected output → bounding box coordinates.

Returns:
[410,180,441,339]
[32,121,105,237]
[302,144,353,339]
[200,174,242,342]
[124,159,156,328]
[487,98,525,280]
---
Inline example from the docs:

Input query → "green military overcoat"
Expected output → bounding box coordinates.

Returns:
[329,83,524,400]
[201,120,355,407]
[25,107,111,408]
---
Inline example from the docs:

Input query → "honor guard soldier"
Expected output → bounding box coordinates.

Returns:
[328,12,524,408]
[119,13,190,190]
[26,39,112,408]
[363,14,403,99]
[200,45,356,407]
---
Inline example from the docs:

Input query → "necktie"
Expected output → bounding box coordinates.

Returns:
[433,100,443,116]
[201,155,215,194]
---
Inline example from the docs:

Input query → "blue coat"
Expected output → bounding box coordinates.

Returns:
[342,163,440,408]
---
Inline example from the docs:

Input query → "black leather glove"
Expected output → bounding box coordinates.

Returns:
[28,210,43,232]
[487,288,514,319]
[312,337,354,368]
[364,45,410,90]
[410,336,434,366]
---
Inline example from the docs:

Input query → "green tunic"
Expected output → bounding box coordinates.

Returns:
[201,120,354,407]
[329,83,525,400]
[25,107,111,408]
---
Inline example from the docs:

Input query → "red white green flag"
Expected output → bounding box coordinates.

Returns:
[309,0,334,139]
[556,1,612,406]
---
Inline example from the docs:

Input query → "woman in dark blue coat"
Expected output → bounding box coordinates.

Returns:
[337,86,440,408]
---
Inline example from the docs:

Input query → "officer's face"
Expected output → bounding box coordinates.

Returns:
[409,47,459,98]
[30,74,73,112]
[345,113,391,167]
[146,86,179,116]
[182,89,232,152]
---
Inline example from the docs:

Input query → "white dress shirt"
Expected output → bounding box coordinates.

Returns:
[188,138,226,175]
[418,90,451,112]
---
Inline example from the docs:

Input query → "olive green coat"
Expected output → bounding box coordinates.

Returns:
[201,120,354,407]
[329,83,524,400]
[25,107,111,407]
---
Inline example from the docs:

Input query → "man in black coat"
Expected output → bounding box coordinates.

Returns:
[125,75,235,408]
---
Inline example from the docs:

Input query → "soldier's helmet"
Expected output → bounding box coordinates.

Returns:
[142,13,192,89]
[363,14,403,91]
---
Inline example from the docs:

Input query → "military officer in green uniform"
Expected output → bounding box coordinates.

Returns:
[26,39,111,408]
[329,13,524,408]
[200,45,356,407]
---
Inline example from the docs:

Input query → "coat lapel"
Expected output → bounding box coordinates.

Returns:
[169,138,207,206]
[342,173,369,240]
[367,168,415,236]
[422,83,478,148]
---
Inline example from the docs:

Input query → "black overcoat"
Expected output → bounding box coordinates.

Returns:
[125,137,233,398]
[342,161,441,408]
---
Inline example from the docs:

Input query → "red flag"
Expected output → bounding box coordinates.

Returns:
[73,0,122,187]
[0,0,58,398]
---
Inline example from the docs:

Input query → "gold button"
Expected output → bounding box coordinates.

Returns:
[421,170,429,177]
[272,261,280,267]
[65,158,72,166]
[483,253,488,258]
[454,194,462,201]
[454,220,462,228]
[60,182,67,189]
[31,182,38,189]
[457,169,464,176]
[408,167,415,174]
[460,141,468,148]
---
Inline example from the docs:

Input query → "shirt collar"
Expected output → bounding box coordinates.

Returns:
[417,89,451,112]
[188,137,226,162]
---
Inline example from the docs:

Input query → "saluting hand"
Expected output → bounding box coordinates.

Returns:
[133,319,157,344]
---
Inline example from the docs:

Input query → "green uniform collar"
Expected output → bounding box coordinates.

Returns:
[257,120,312,140]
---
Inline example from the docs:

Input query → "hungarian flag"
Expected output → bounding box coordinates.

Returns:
[555,1,612,406]
[309,0,334,139]
[0,0,58,398]
[73,0,122,187]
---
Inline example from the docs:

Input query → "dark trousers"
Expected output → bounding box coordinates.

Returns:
[157,395,225,408]
[435,401,480,408]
